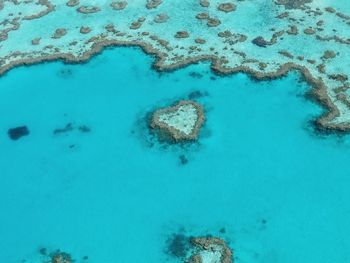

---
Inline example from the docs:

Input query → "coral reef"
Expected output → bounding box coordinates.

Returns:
[1,0,350,131]
[50,251,72,263]
[188,237,233,263]
[165,232,233,263]
[150,100,205,142]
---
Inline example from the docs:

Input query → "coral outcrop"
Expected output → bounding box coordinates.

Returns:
[150,100,205,142]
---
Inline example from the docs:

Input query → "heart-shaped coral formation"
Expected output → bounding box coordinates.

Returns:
[150,100,205,142]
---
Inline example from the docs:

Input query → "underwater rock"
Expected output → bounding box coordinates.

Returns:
[0,32,8,42]
[325,7,336,13]
[200,0,210,8]
[80,26,91,34]
[52,28,67,39]
[286,25,298,35]
[175,31,190,38]
[66,0,79,7]
[154,13,169,23]
[77,6,101,14]
[207,18,221,27]
[252,36,270,47]
[130,21,143,30]
[146,0,162,9]
[111,1,128,10]
[105,23,117,33]
[8,126,29,140]
[275,0,313,9]
[217,3,236,13]
[304,28,315,35]
[279,50,294,59]
[277,11,289,19]
[317,63,326,74]
[322,50,336,59]
[196,12,209,20]
[195,38,206,44]
[31,37,41,45]
[150,100,205,142]
[329,74,348,82]
[218,30,233,38]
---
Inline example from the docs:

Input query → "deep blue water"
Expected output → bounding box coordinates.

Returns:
[1,47,350,263]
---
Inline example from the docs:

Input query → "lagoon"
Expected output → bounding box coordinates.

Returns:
[1,47,350,263]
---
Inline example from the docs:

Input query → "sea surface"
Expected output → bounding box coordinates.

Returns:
[1,47,350,263]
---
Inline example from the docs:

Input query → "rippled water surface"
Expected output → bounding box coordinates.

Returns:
[1,48,350,263]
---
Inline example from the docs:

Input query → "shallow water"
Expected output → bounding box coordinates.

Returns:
[1,47,350,263]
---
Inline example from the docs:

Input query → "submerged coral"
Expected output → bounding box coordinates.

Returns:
[7,126,29,140]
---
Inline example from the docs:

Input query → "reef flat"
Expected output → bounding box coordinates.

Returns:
[1,0,350,131]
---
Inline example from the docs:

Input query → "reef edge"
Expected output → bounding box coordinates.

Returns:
[0,39,345,133]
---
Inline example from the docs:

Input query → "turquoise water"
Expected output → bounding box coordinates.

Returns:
[1,47,350,263]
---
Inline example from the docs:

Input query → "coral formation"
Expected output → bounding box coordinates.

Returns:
[150,100,205,142]
[217,3,236,13]
[50,251,72,263]
[165,232,233,263]
[188,237,233,263]
[111,1,127,10]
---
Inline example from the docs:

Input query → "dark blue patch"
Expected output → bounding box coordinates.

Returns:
[8,126,29,140]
